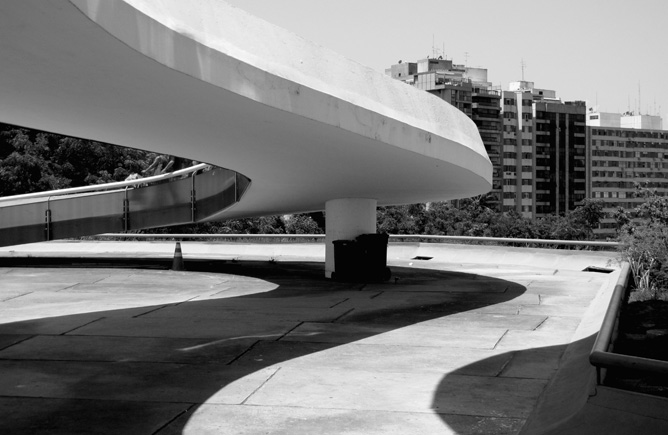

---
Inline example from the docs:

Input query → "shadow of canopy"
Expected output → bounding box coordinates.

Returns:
[0,261,527,434]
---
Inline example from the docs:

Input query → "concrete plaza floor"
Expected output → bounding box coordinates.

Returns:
[0,241,651,434]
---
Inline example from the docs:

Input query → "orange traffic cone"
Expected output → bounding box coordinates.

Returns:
[172,242,185,271]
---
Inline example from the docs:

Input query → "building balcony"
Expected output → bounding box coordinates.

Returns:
[473,117,501,124]
[472,102,501,110]
[472,88,501,97]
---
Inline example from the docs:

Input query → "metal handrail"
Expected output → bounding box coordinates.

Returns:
[99,233,325,240]
[589,262,668,383]
[0,165,247,248]
[0,163,211,203]
[591,262,630,355]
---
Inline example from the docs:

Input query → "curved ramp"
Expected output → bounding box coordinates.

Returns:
[0,0,491,219]
[0,166,250,247]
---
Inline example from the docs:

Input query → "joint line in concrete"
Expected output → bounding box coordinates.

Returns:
[492,329,509,350]
[0,334,36,351]
[226,340,261,366]
[151,403,197,435]
[332,308,355,323]
[1,291,34,302]
[240,367,281,405]
[132,304,174,318]
[60,317,106,335]
[329,298,350,309]
[533,316,549,330]
[276,321,304,341]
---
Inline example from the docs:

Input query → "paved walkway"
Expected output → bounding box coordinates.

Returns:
[0,241,624,434]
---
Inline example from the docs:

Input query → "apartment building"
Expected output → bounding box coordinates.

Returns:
[387,62,594,218]
[587,112,668,239]
[502,81,587,218]
[386,58,503,209]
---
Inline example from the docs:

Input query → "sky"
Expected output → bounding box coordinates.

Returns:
[224,0,667,119]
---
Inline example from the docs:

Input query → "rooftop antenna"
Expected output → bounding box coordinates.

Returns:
[520,59,526,81]
[464,51,469,67]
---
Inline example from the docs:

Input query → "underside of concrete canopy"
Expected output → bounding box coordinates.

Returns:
[0,0,491,219]
[0,0,491,277]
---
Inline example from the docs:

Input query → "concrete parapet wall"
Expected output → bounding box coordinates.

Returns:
[405,243,619,271]
[519,268,621,434]
[1,240,620,272]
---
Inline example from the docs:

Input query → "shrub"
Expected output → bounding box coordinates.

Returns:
[619,221,668,302]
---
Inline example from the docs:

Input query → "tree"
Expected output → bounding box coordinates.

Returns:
[53,137,146,185]
[618,187,668,300]
[284,214,323,234]
[633,184,668,226]
[377,204,425,234]
[0,124,151,196]
[619,221,668,300]
[0,128,60,195]
[422,202,461,235]
[491,210,534,239]
[572,199,606,231]
[613,207,631,232]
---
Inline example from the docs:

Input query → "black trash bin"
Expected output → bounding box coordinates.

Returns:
[332,239,360,281]
[355,233,391,282]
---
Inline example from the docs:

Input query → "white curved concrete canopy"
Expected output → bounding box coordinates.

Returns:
[0,0,491,219]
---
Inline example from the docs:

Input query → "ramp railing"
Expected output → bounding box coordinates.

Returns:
[0,164,251,247]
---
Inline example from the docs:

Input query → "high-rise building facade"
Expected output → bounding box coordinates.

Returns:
[472,83,503,209]
[386,58,503,209]
[534,100,588,216]
[501,81,586,218]
[587,112,668,239]
[387,58,668,235]
[387,63,592,218]
[501,87,533,215]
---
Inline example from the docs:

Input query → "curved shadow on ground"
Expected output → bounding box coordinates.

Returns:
[433,343,570,434]
[0,260,527,434]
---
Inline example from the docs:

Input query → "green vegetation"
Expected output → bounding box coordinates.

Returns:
[617,186,668,301]
[376,196,605,242]
[0,124,147,195]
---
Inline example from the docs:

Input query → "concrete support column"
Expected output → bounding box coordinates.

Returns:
[325,198,377,278]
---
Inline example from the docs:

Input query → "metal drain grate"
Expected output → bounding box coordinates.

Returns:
[583,266,614,273]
